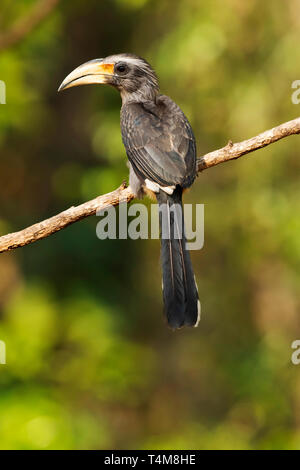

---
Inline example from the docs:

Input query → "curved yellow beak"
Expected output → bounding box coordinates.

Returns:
[58,59,115,92]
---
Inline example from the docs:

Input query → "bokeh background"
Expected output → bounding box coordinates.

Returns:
[0,0,300,450]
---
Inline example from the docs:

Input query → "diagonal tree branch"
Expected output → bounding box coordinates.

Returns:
[0,116,299,254]
[197,116,300,171]
[0,0,60,52]
[0,184,134,253]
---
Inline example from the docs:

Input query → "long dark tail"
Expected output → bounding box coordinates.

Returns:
[156,187,200,329]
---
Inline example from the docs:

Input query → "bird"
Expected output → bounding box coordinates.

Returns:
[58,53,200,329]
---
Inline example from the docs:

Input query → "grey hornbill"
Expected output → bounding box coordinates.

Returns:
[59,54,200,329]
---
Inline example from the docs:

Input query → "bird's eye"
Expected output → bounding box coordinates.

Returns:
[115,63,128,75]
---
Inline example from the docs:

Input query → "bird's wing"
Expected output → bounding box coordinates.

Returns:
[121,96,196,188]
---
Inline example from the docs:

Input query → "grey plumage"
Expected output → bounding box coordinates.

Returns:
[156,188,199,328]
[59,53,200,328]
[118,56,199,328]
[121,95,197,189]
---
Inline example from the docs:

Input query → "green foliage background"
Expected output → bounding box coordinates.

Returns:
[0,0,300,450]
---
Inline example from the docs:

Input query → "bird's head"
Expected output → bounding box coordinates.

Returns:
[58,53,159,102]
